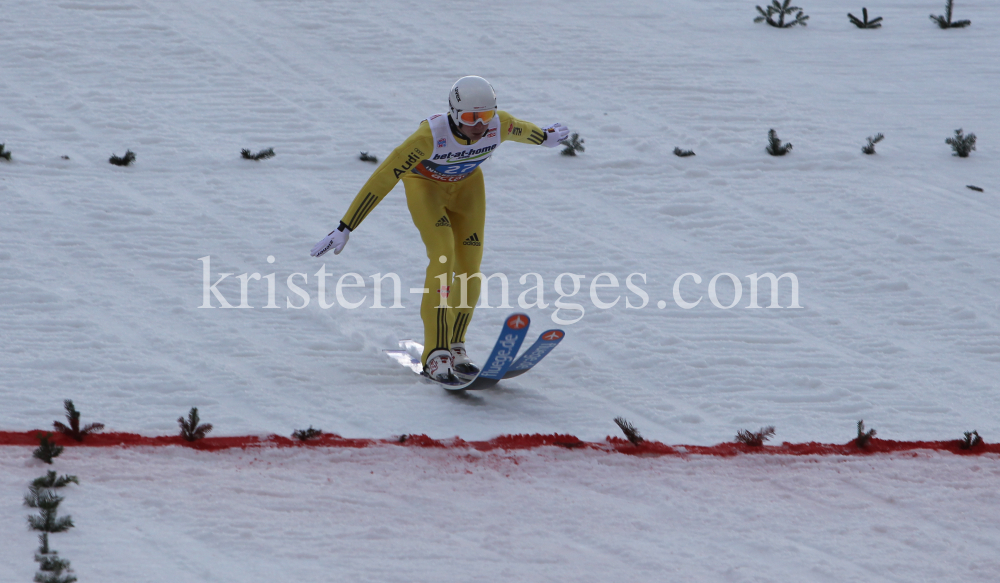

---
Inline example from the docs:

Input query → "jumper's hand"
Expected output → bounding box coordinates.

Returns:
[311,222,351,257]
[541,123,570,147]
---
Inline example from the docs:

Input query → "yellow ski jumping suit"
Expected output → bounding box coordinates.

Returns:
[339,111,549,364]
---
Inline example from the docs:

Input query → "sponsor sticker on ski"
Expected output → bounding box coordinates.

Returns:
[478,314,531,380]
[505,329,565,378]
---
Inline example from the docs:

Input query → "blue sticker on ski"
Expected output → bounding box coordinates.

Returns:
[476,313,531,382]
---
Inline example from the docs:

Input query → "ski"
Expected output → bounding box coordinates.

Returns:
[502,329,565,378]
[384,313,529,390]
[460,313,530,389]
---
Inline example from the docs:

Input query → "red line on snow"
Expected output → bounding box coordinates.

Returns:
[1,431,997,456]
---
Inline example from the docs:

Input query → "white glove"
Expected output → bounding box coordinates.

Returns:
[541,123,570,147]
[310,222,351,257]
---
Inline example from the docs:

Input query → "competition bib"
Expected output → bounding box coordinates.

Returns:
[411,113,501,183]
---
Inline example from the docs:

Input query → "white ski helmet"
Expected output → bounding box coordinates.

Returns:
[448,76,497,126]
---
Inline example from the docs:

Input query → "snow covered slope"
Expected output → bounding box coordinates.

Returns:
[2,445,998,582]
[4,0,998,444]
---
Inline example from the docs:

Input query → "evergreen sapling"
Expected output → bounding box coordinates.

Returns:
[359,151,378,163]
[755,0,809,28]
[561,133,585,156]
[242,147,275,160]
[946,129,976,157]
[292,426,323,441]
[856,420,876,448]
[26,472,79,583]
[108,150,136,166]
[0,143,11,161]
[613,416,644,446]
[961,430,983,449]
[848,8,882,29]
[179,407,213,441]
[766,129,792,156]
[53,400,104,442]
[33,433,64,464]
[735,426,776,447]
[930,0,970,29]
[862,133,884,154]
[673,147,696,157]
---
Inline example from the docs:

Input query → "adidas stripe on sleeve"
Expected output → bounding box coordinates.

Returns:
[498,111,547,147]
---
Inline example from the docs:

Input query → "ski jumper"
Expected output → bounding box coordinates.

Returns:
[339,111,549,364]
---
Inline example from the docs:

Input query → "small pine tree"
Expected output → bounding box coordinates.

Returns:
[848,8,882,29]
[735,426,776,446]
[179,407,213,441]
[930,0,971,29]
[766,129,793,156]
[755,0,809,28]
[53,400,104,442]
[33,433,64,464]
[862,133,884,154]
[946,129,976,157]
[242,147,275,160]
[960,430,983,449]
[27,474,79,583]
[108,150,136,166]
[359,151,379,163]
[856,420,876,448]
[561,133,585,156]
[0,143,11,161]
[292,426,323,441]
[673,147,696,157]
[613,416,644,446]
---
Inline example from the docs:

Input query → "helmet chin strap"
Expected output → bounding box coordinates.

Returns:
[448,115,475,143]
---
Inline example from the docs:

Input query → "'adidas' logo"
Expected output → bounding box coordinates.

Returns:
[462,233,481,246]
[435,215,451,227]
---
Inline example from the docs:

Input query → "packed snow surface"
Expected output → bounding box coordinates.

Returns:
[1,0,999,580]
[2,446,999,582]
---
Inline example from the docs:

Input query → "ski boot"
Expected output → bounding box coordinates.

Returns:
[450,342,480,378]
[424,349,460,384]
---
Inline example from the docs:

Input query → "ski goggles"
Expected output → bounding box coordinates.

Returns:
[456,109,495,126]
